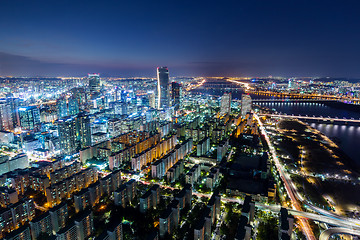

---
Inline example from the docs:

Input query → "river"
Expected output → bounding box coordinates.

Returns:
[255,101,360,168]
[191,88,360,168]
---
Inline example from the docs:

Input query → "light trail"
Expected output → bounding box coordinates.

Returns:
[254,113,316,240]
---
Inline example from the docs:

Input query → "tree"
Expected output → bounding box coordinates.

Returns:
[257,215,279,240]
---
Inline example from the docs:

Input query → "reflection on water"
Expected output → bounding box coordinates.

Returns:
[309,123,360,167]
[256,102,360,119]
[192,89,360,167]
[257,101,360,167]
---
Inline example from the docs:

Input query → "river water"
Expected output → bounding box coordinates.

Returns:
[255,101,360,168]
[191,88,360,167]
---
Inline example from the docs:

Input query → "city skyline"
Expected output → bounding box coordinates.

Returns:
[2,1,360,239]
[1,1,360,77]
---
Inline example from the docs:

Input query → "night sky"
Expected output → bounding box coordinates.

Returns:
[1,0,360,77]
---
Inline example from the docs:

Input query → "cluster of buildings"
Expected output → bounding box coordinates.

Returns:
[159,184,192,238]
[194,193,221,240]
[0,71,301,239]
[151,138,193,179]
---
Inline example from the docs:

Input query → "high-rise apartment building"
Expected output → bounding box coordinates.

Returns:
[76,113,91,149]
[18,106,40,130]
[220,93,231,115]
[157,67,170,109]
[148,91,156,109]
[49,202,68,234]
[58,116,78,155]
[56,97,68,118]
[0,99,13,131]
[74,209,94,240]
[241,94,252,118]
[68,97,80,116]
[7,98,22,128]
[58,113,91,155]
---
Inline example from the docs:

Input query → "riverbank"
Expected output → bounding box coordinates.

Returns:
[271,118,360,216]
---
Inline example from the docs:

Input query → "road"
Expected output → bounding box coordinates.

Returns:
[319,227,360,240]
[254,113,316,240]
[122,169,360,236]
[255,113,360,239]
[120,113,360,239]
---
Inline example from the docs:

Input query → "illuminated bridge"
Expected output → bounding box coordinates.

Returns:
[259,113,360,123]
[253,98,336,102]
[247,90,360,105]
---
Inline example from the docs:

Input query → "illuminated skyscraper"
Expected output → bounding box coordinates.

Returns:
[56,97,68,118]
[18,106,40,130]
[68,97,80,116]
[157,67,170,109]
[7,98,22,128]
[288,78,292,89]
[76,113,91,149]
[0,99,13,131]
[58,113,91,155]
[220,93,231,115]
[88,74,101,97]
[58,116,78,155]
[241,94,252,118]
[171,82,181,109]
[148,91,156,108]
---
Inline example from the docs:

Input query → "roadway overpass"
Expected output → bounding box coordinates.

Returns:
[319,228,360,240]
[255,202,360,232]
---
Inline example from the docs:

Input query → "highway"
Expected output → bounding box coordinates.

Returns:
[119,113,360,239]
[319,228,360,240]
[122,167,360,238]
[255,113,360,239]
[254,113,316,240]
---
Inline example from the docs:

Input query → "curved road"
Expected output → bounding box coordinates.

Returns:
[319,227,360,240]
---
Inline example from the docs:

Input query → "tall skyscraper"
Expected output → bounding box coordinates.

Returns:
[56,97,68,118]
[58,113,91,155]
[18,106,40,130]
[171,82,182,109]
[76,113,91,149]
[157,67,170,109]
[88,74,101,97]
[58,116,78,155]
[148,91,156,108]
[0,99,13,131]
[7,98,22,128]
[220,93,231,115]
[68,97,80,116]
[241,94,252,118]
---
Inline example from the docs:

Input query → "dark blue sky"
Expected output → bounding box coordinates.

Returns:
[1,0,360,77]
